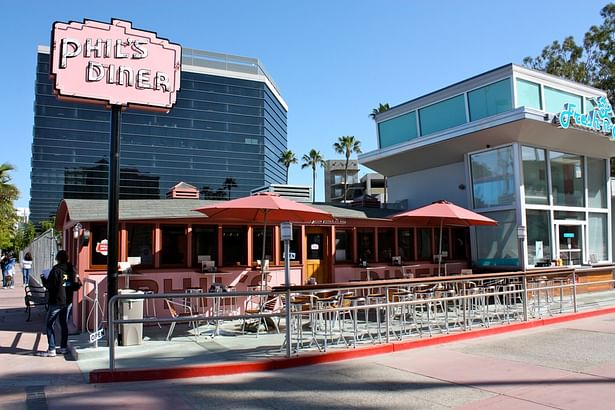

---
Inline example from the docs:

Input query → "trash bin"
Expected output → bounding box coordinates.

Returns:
[118,289,144,346]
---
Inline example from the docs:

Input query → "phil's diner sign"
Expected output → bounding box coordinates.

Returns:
[50,19,181,111]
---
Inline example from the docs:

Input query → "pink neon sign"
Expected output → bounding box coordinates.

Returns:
[50,19,181,111]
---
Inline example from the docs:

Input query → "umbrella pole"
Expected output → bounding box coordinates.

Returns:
[261,210,268,291]
[438,219,443,276]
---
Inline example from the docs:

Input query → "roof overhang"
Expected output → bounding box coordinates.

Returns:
[360,108,615,176]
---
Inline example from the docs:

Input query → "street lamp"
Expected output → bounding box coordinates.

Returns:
[73,223,83,240]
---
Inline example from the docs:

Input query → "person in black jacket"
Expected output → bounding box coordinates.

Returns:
[39,250,76,357]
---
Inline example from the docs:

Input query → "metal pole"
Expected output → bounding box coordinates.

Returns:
[284,239,291,358]
[572,270,577,313]
[107,105,121,345]
[109,295,115,369]
[522,275,529,322]
[94,283,99,349]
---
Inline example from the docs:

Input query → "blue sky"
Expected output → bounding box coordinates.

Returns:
[2,0,608,209]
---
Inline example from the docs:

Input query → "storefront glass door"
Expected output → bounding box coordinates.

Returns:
[556,224,584,265]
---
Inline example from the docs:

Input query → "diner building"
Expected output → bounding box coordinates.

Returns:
[360,64,615,270]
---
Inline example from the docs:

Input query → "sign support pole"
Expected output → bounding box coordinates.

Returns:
[107,105,121,343]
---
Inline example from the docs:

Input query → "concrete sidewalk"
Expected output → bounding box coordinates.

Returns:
[2,284,615,409]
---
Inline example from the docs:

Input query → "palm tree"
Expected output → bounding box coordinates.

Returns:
[223,177,238,200]
[333,136,362,202]
[0,163,18,202]
[369,103,391,119]
[301,149,325,203]
[278,150,298,183]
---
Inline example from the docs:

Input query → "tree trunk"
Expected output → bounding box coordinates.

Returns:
[312,166,316,203]
[344,155,349,203]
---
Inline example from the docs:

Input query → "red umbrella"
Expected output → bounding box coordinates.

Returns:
[391,200,497,274]
[194,193,333,282]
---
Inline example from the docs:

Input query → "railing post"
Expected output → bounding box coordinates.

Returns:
[108,295,116,370]
[522,275,529,322]
[81,283,86,335]
[572,270,577,313]
[385,285,390,343]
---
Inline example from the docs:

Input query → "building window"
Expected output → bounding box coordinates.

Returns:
[470,146,515,209]
[417,228,432,260]
[587,157,607,208]
[434,228,450,260]
[397,228,414,262]
[378,111,418,148]
[378,229,394,262]
[419,95,466,136]
[281,228,302,263]
[526,210,551,265]
[192,225,217,268]
[475,210,518,266]
[451,228,469,260]
[516,79,542,110]
[161,225,187,266]
[550,151,584,207]
[335,229,353,262]
[126,224,153,267]
[544,86,583,114]
[522,146,549,205]
[90,223,108,268]
[468,78,512,122]
[588,213,608,262]
[222,227,247,266]
[252,227,273,263]
[357,229,375,262]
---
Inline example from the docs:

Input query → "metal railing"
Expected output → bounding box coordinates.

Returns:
[104,268,615,369]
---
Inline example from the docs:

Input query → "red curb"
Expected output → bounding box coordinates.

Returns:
[89,305,615,384]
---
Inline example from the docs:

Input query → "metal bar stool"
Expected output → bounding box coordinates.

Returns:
[138,287,161,328]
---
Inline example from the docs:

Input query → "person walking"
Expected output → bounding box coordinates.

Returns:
[1,253,7,289]
[5,254,16,288]
[39,250,76,357]
[22,252,33,287]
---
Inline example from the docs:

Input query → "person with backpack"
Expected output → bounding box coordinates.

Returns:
[39,250,77,357]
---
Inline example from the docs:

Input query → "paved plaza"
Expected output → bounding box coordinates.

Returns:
[2,284,615,409]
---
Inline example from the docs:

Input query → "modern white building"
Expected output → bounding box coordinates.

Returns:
[360,64,615,270]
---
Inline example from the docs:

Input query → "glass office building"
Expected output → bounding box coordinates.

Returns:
[30,47,288,223]
[361,64,615,269]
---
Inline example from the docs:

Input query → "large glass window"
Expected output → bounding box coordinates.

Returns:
[378,229,394,262]
[516,79,542,110]
[475,210,518,266]
[378,111,418,148]
[587,157,607,208]
[192,225,217,268]
[550,151,584,207]
[470,146,515,209]
[526,210,551,265]
[335,229,353,262]
[468,78,512,121]
[544,86,583,114]
[417,228,432,260]
[222,227,247,266]
[161,225,187,266]
[252,227,273,263]
[419,95,466,136]
[522,146,549,205]
[588,213,608,262]
[357,229,375,262]
[397,228,415,262]
[126,224,154,267]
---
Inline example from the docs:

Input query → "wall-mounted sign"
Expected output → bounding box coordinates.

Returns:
[50,19,181,111]
[95,239,108,256]
[557,96,615,139]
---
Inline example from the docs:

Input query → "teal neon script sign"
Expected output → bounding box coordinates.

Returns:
[558,96,615,138]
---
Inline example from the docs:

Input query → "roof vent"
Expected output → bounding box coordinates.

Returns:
[167,182,199,199]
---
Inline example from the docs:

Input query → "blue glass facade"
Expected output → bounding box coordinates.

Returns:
[30,51,287,223]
